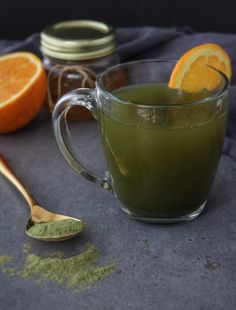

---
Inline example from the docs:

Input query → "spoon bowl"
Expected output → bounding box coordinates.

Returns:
[0,153,85,241]
[26,205,85,241]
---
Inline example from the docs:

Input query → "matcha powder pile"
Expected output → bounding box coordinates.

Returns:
[0,244,115,290]
[0,256,12,267]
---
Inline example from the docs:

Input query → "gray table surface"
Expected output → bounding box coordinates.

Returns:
[0,111,235,310]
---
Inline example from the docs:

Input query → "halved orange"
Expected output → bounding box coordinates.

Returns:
[0,52,47,133]
[168,43,232,92]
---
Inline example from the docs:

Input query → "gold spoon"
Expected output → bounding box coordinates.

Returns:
[0,153,84,241]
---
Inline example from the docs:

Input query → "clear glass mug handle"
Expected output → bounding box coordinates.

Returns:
[52,88,113,193]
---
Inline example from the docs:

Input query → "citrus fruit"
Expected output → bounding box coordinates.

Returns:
[168,43,232,92]
[0,52,47,133]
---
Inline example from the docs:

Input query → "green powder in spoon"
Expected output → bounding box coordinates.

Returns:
[27,219,84,238]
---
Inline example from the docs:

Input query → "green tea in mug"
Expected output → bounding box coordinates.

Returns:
[101,83,228,219]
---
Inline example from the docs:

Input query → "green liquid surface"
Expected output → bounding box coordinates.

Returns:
[101,83,227,218]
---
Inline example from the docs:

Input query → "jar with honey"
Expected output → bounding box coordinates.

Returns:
[40,20,119,119]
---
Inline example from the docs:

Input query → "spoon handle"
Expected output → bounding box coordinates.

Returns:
[0,153,37,209]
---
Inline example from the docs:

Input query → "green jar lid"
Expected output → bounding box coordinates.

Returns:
[40,20,117,61]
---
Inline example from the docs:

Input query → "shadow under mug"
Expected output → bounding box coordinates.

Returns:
[52,59,229,223]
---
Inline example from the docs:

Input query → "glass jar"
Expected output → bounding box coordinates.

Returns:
[40,20,119,120]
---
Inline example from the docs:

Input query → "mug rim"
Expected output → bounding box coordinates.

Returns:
[96,58,230,109]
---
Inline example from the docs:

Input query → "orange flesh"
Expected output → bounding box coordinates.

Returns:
[0,52,47,133]
[168,43,232,92]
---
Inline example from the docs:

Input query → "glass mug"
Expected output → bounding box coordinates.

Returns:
[53,59,229,223]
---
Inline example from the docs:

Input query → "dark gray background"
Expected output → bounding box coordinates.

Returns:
[1,0,236,39]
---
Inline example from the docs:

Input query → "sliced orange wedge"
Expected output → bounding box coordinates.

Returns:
[0,52,47,133]
[168,43,232,92]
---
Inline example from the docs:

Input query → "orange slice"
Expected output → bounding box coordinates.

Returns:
[168,43,232,92]
[0,52,47,133]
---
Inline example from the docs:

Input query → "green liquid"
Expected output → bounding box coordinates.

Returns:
[101,83,227,218]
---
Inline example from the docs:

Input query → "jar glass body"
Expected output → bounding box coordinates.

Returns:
[43,53,119,120]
